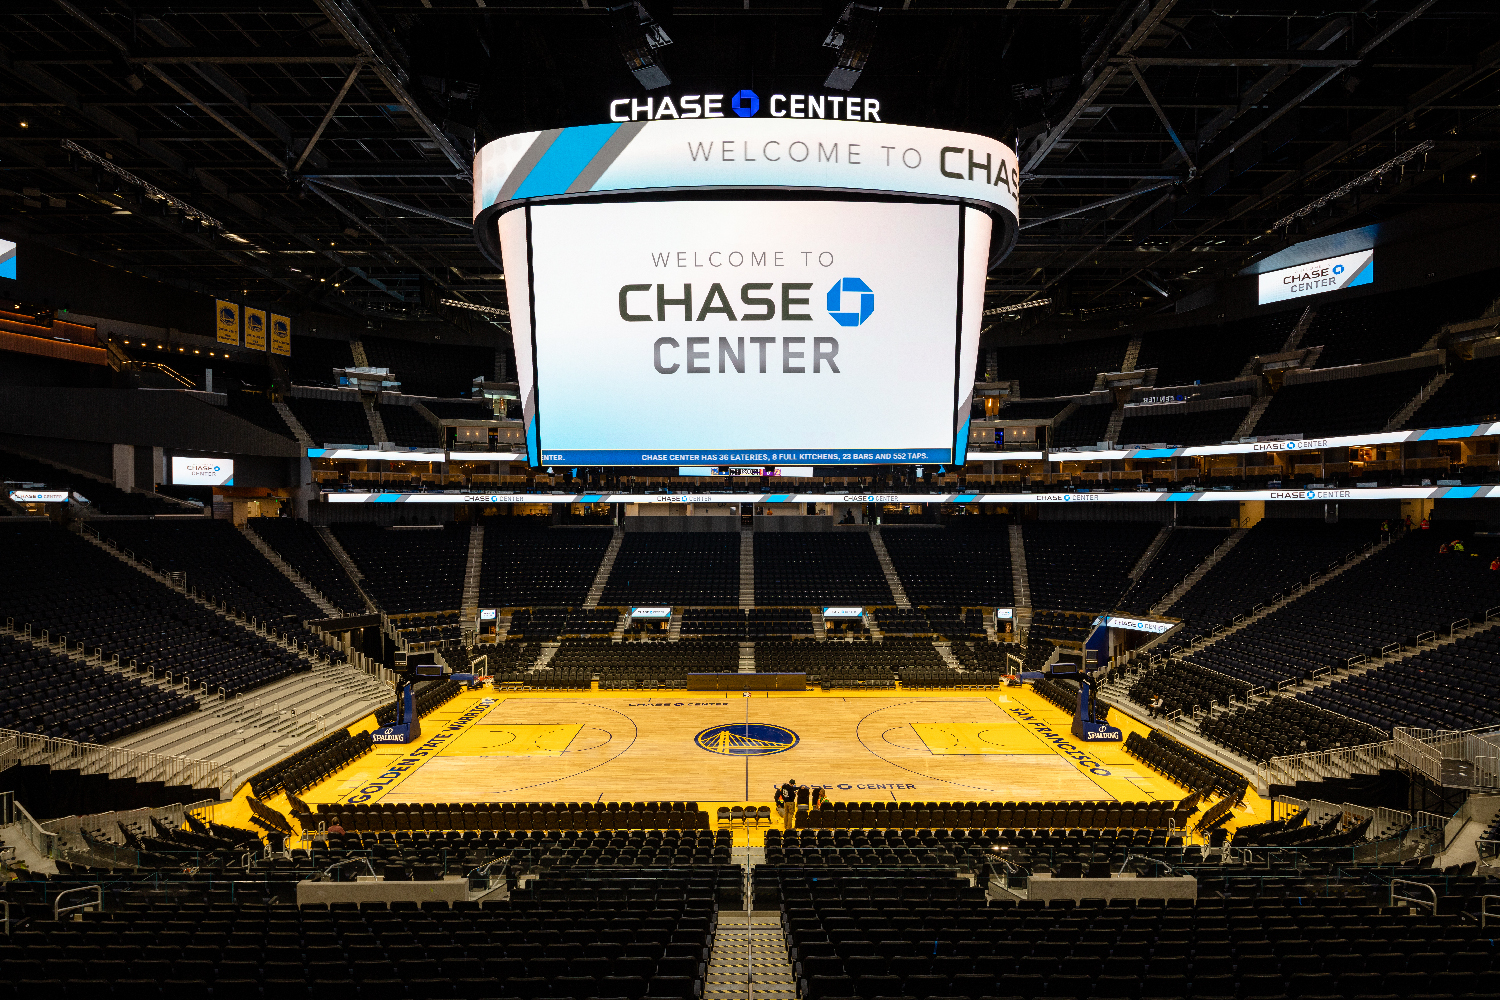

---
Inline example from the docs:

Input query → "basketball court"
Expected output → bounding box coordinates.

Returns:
[302,686,1194,812]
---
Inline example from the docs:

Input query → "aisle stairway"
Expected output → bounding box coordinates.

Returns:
[702,911,795,1000]
[739,529,755,609]
[869,528,910,608]
[316,526,378,612]
[584,527,624,609]
[1008,524,1031,609]
[461,523,484,618]
[239,524,339,617]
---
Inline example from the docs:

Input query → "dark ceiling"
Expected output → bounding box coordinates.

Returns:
[1,0,1497,339]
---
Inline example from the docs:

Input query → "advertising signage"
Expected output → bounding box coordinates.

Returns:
[1257,249,1373,305]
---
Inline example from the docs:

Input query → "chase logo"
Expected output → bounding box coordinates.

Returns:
[696,723,799,756]
[731,89,760,117]
[827,277,874,327]
[1333,264,1345,275]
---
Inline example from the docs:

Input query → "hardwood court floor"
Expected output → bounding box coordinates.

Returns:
[305,686,1193,811]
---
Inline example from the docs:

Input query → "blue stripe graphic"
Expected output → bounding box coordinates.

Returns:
[1420,425,1480,440]
[1164,492,1198,502]
[512,124,622,200]
[1441,486,1482,499]
[1133,448,1179,459]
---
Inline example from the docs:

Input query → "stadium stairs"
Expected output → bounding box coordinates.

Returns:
[237,524,339,617]
[1103,533,1402,787]
[1151,529,1248,616]
[461,522,484,619]
[868,528,912,608]
[314,524,379,611]
[115,660,390,782]
[71,523,392,783]
[584,526,626,609]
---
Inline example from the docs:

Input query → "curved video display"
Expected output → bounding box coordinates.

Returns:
[473,118,1017,467]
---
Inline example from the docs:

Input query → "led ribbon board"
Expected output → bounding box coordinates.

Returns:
[630,607,673,619]
[822,607,864,618]
[473,119,1019,469]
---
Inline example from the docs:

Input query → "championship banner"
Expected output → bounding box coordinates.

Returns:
[243,307,267,351]
[215,299,240,346]
[269,312,291,356]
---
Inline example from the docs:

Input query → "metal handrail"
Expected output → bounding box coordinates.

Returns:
[1390,878,1439,913]
[0,900,8,935]
[1480,895,1500,927]
[53,885,102,920]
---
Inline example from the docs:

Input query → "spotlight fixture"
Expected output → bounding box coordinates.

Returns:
[609,3,672,91]
[822,3,880,92]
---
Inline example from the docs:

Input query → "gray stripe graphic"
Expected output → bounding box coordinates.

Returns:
[496,129,563,204]
[567,121,648,193]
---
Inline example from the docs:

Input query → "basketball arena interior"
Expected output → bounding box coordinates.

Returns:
[4,1,1500,998]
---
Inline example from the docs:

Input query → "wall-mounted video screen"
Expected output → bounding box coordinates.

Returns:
[172,456,234,486]
[1257,249,1373,305]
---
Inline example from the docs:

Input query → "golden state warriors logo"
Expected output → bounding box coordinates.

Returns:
[695,723,799,756]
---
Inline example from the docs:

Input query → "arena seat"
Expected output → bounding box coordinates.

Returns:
[1306,268,1500,368]
[601,533,740,605]
[1405,352,1500,429]
[754,534,894,605]
[97,520,322,626]
[287,335,354,386]
[1116,406,1249,448]
[479,524,614,607]
[246,519,366,615]
[1023,522,1159,612]
[1126,658,1251,718]
[1163,520,1382,646]
[283,395,373,445]
[0,449,186,516]
[1135,310,1301,386]
[1183,528,1500,693]
[679,608,747,638]
[375,402,441,449]
[331,523,469,613]
[1254,366,1437,439]
[1198,696,1385,763]
[997,336,1129,397]
[225,389,296,439]
[1048,400,1113,448]
[1302,621,1500,733]
[1117,527,1231,614]
[879,526,1014,606]
[0,524,315,702]
[507,607,619,640]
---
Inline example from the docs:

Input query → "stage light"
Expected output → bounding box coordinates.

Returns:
[609,3,673,91]
[822,3,879,92]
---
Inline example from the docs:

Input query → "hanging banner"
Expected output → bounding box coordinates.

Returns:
[215,300,240,346]
[244,307,267,351]
[269,312,291,356]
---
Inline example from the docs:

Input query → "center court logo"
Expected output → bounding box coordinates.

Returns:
[696,723,799,755]
[827,277,874,326]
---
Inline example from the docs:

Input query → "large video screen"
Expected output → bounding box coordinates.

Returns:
[502,198,987,466]
[1257,249,1373,305]
[172,456,234,485]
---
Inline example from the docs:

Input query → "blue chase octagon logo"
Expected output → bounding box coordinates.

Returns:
[827,277,875,327]
[696,723,799,756]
